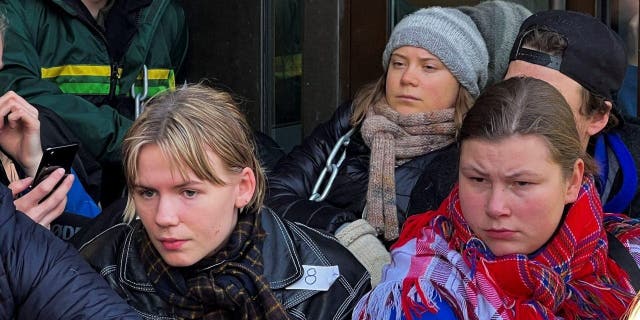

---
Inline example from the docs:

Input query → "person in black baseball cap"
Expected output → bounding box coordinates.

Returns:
[505,10,640,218]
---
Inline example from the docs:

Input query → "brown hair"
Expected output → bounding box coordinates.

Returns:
[459,77,597,178]
[349,75,473,129]
[122,84,265,222]
[519,27,618,129]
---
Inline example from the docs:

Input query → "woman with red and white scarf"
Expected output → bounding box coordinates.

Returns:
[353,77,636,320]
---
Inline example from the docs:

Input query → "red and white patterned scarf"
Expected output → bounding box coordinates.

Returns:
[354,178,635,319]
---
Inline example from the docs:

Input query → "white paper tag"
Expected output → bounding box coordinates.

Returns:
[285,265,340,291]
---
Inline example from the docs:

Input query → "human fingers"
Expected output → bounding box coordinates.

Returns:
[4,98,40,130]
[1,91,38,117]
[38,173,74,209]
[8,177,34,198]
[13,169,64,222]
[0,91,38,118]
[21,172,73,226]
[26,168,66,200]
[14,195,43,222]
[38,195,67,229]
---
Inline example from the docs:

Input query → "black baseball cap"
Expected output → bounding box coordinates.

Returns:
[509,10,627,105]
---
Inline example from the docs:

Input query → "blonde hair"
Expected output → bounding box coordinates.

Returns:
[349,75,473,130]
[122,84,265,222]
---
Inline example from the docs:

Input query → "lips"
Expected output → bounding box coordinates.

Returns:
[159,238,187,250]
[397,95,420,101]
[484,229,516,240]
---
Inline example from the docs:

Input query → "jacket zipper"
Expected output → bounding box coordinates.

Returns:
[72,10,119,102]
[109,61,120,100]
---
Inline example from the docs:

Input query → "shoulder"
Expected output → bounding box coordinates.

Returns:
[335,101,355,124]
[401,143,459,173]
[260,208,371,318]
[1,0,42,10]
[262,207,367,278]
[406,144,460,215]
[1,0,77,36]
[606,122,640,179]
[308,101,354,143]
[0,0,42,23]
[615,118,640,154]
[153,0,186,22]
[77,221,133,270]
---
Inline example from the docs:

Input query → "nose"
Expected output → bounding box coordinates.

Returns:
[154,196,180,227]
[486,186,510,218]
[400,66,418,86]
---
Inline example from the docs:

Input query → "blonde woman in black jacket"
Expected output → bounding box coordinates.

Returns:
[78,84,370,320]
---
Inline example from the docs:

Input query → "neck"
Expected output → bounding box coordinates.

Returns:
[81,0,109,18]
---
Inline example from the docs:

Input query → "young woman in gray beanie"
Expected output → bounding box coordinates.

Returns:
[266,7,488,286]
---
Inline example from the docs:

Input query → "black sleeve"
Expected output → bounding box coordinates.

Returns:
[7,208,138,319]
[266,103,358,233]
[69,197,127,249]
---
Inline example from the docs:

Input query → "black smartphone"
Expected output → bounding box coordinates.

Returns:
[32,143,79,188]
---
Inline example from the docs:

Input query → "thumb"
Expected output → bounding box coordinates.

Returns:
[8,177,33,197]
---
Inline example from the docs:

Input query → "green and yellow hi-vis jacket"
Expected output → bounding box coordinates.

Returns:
[0,0,188,164]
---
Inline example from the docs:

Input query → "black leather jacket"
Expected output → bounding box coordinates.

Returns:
[78,208,371,320]
[267,102,459,233]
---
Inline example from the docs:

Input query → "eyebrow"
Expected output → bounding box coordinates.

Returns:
[504,171,542,180]
[459,165,483,175]
[459,165,541,179]
[390,52,439,62]
[133,180,205,190]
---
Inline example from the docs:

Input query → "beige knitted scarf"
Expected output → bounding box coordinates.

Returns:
[360,101,456,240]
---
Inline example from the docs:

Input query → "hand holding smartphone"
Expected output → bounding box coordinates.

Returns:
[32,143,78,191]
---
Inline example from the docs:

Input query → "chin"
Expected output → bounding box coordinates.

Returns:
[392,105,419,115]
[486,244,520,257]
[160,252,200,268]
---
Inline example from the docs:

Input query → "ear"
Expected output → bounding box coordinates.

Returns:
[586,101,611,136]
[564,159,585,204]
[234,167,256,209]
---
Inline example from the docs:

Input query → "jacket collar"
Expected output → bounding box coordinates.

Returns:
[116,209,305,292]
[259,208,304,289]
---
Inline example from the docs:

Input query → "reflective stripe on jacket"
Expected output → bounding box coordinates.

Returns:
[0,0,188,163]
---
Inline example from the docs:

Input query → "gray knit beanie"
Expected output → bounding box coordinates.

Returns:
[459,1,532,86]
[382,7,489,98]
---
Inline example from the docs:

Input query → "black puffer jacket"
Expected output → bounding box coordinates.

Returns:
[0,185,139,319]
[266,102,458,234]
[78,208,370,320]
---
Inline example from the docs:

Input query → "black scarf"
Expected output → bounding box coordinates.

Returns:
[137,209,291,320]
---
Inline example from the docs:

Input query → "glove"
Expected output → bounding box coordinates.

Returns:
[335,219,390,287]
